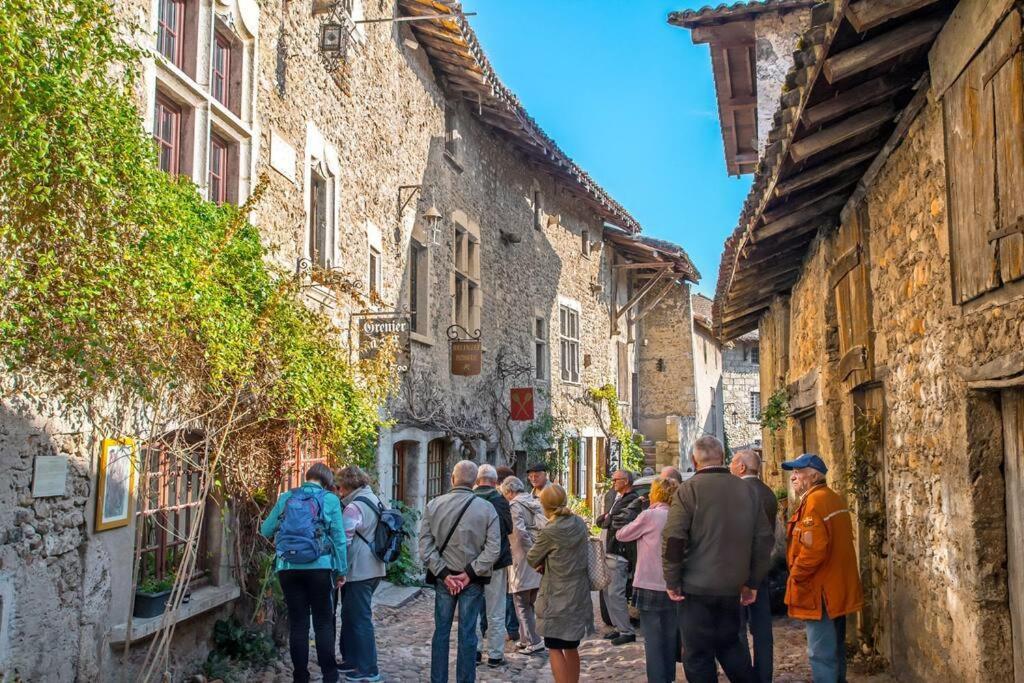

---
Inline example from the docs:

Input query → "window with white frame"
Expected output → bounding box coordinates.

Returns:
[559,304,580,384]
[151,0,256,206]
[534,317,548,381]
[369,247,381,298]
[453,220,480,331]
[307,163,333,269]
[409,238,429,335]
[750,391,761,422]
[751,345,760,365]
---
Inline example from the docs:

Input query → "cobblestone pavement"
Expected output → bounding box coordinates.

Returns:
[255,589,897,682]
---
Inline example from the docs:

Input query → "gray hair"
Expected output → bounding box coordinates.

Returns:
[476,463,498,483]
[500,476,525,495]
[733,450,761,473]
[693,435,725,465]
[614,469,634,485]
[452,460,478,487]
[660,465,683,483]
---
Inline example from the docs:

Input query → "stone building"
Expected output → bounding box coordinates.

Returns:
[0,1,701,680]
[676,1,1024,681]
[691,293,762,454]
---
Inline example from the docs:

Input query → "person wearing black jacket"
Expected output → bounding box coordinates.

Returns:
[474,464,513,667]
[596,469,640,645]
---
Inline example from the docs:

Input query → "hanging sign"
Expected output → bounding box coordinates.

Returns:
[354,312,410,373]
[451,340,482,376]
[510,388,534,421]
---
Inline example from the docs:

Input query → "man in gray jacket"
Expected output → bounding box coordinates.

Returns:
[420,460,501,683]
[662,436,773,683]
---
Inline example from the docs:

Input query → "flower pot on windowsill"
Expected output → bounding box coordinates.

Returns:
[133,588,172,619]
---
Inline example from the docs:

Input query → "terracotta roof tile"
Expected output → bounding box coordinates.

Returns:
[668,0,817,29]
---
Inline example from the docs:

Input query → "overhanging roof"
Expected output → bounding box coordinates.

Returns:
[712,0,956,340]
[668,1,817,29]
[604,226,700,283]
[398,0,642,233]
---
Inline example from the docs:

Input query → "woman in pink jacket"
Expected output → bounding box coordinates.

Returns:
[615,477,679,683]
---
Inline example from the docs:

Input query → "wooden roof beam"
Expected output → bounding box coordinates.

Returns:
[846,0,941,33]
[774,142,883,197]
[789,103,895,162]
[822,16,944,83]
[762,172,861,224]
[754,193,847,242]
[801,75,913,128]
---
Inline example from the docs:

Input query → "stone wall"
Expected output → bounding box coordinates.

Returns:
[754,100,1019,681]
[691,324,723,445]
[721,341,761,450]
[753,9,811,153]
[638,283,697,466]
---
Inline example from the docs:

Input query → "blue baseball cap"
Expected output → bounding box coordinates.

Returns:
[781,453,828,474]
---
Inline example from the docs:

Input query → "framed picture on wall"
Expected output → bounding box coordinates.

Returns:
[95,438,136,532]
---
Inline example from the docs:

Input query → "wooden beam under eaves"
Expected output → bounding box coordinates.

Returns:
[822,16,944,83]
[613,261,672,270]
[801,75,913,128]
[846,0,940,33]
[789,104,895,162]
[762,172,861,224]
[635,278,679,323]
[774,142,883,197]
[616,266,672,320]
[754,193,847,242]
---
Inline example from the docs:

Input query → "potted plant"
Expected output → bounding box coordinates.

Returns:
[134,572,176,618]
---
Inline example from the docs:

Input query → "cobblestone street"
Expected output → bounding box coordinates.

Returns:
[353,590,895,683]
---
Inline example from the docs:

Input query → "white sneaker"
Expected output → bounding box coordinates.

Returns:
[521,641,545,654]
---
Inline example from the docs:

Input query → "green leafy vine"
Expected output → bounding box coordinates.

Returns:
[588,383,644,473]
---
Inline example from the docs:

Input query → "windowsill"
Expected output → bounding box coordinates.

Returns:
[444,151,464,173]
[410,331,434,346]
[108,583,240,645]
[961,278,1024,315]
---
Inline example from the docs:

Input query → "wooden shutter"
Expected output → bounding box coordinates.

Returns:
[991,12,1024,284]
[943,11,1024,303]
[831,205,873,387]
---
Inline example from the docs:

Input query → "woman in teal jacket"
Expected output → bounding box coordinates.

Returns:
[261,463,348,683]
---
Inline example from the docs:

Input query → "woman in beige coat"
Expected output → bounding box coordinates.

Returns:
[526,484,592,683]
[501,476,545,652]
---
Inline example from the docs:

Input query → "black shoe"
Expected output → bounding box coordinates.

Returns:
[487,658,505,668]
[475,652,483,665]
[602,630,620,640]
[338,661,357,674]
[611,633,636,646]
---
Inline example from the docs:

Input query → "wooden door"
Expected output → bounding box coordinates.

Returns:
[1002,390,1024,683]
[800,412,818,454]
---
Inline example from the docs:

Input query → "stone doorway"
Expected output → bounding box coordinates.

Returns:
[1001,389,1024,683]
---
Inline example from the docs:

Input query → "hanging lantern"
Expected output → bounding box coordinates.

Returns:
[320,22,345,53]
[422,205,444,246]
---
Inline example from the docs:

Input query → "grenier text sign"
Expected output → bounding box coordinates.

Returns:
[356,312,410,373]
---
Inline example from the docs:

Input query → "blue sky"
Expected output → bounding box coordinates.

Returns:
[461,0,752,297]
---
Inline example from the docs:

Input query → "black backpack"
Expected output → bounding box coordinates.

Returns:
[354,496,406,564]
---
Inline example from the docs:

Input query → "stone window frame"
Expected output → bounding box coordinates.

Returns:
[444,101,463,171]
[147,0,258,206]
[558,298,581,385]
[532,185,544,231]
[303,122,341,271]
[451,211,481,332]
[751,345,760,365]
[581,228,591,258]
[409,226,431,341]
[534,315,548,382]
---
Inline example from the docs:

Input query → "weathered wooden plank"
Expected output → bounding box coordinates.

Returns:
[823,16,942,83]
[1000,390,1024,683]
[944,31,1000,303]
[774,142,882,197]
[957,351,1024,382]
[991,13,1024,284]
[823,17,944,83]
[839,345,868,380]
[789,104,895,162]
[802,76,913,127]
[762,172,860,224]
[690,20,755,46]
[829,244,861,289]
[846,0,940,33]
[929,0,1015,99]
[755,193,847,241]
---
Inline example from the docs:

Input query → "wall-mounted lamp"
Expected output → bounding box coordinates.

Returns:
[422,205,444,246]
[320,22,346,53]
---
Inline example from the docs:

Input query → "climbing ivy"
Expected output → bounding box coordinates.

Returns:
[589,383,644,474]
[848,408,885,554]
[520,410,566,474]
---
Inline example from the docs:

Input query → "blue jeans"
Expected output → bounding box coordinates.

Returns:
[506,592,520,638]
[805,602,847,683]
[338,577,380,677]
[637,589,678,682]
[431,581,484,683]
[739,581,773,683]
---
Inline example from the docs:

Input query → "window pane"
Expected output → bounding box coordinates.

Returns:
[155,97,180,175]
[212,33,231,106]
[209,135,226,205]
[157,0,183,67]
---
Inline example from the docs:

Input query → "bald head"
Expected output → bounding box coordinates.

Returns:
[730,450,761,477]
[452,460,478,487]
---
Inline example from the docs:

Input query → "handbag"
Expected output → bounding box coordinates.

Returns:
[587,535,610,592]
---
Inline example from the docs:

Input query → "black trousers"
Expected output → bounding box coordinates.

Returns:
[678,593,756,683]
[279,569,338,683]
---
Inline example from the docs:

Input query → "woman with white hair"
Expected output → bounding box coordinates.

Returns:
[500,476,546,653]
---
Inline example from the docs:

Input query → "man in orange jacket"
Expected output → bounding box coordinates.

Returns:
[782,454,863,683]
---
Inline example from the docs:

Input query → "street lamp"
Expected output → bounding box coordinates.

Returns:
[422,205,444,246]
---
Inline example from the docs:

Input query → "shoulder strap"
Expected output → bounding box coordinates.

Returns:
[438,495,476,555]
[353,495,382,547]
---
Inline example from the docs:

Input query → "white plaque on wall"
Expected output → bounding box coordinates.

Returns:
[270,131,297,183]
[32,455,68,498]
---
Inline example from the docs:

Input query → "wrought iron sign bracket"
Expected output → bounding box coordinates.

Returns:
[446,324,481,342]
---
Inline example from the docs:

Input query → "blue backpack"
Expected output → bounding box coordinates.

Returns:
[275,486,329,564]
